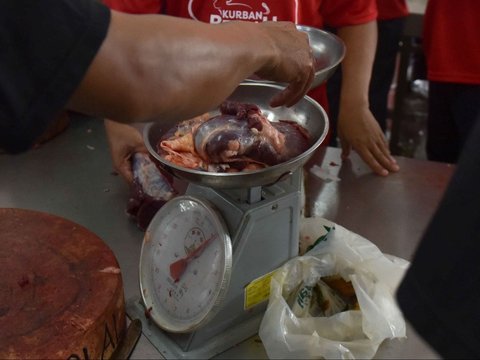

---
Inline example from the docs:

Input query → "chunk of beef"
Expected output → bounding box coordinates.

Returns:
[158,101,310,172]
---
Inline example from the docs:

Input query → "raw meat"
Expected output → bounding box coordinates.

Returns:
[159,101,310,172]
[126,153,177,230]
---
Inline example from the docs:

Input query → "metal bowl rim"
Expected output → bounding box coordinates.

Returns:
[296,24,346,75]
[144,82,329,184]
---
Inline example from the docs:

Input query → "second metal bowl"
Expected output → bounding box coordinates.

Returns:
[246,25,345,89]
[297,25,346,88]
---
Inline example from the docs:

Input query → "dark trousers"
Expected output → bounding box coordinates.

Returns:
[326,17,405,146]
[426,81,480,163]
[397,111,480,359]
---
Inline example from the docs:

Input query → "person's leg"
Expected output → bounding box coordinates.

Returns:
[369,17,406,131]
[326,67,342,146]
[426,82,459,163]
[452,84,480,153]
[397,111,480,359]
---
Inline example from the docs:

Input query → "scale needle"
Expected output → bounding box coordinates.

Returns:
[169,234,216,282]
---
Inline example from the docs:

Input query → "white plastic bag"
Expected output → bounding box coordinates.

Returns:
[259,217,409,359]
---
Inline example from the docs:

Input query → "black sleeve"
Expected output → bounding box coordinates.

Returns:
[397,115,480,359]
[0,0,111,153]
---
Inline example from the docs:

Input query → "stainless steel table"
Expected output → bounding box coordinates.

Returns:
[0,115,454,359]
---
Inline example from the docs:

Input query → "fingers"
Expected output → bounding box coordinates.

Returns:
[377,142,399,172]
[288,64,315,107]
[355,140,400,176]
[339,124,399,176]
[258,21,315,107]
[270,76,311,107]
[356,146,389,176]
[338,109,400,176]
[269,56,315,107]
[372,136,400,173]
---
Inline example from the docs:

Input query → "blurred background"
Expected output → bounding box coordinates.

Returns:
[385,0,428,159]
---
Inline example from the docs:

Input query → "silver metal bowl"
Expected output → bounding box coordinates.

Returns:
[144,82,329,189]
[246,25,345,89]
[297,25,345,88]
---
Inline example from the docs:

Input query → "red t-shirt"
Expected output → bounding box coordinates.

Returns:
[161,1,376,29]
[376,0,408,21]
[423,0,480,84]
[104,0,376,28]
[103,0,161,14]
[103,0,377,109]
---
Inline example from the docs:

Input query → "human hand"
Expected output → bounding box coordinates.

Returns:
[337,105,400,176]
[104,119,148,183]
[253,21,315,108]
[69,14,315,124]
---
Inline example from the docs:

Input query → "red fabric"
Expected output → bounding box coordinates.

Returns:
[102,0,161,14]
[102,0,376,111]
[102,0,377,33]
[423,0,480,84]
[162,0,376,29]
[376,0,408,20]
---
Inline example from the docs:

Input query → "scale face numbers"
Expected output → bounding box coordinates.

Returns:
[139,196,232,333]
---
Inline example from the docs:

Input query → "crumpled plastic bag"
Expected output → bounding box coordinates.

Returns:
[259,217,409,359]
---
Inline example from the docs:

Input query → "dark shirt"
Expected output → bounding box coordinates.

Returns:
[397,114,480,359]
[0,0,110,153]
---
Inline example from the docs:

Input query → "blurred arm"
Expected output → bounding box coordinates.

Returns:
[67,11,314,123]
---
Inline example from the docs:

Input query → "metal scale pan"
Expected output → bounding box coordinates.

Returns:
[144,82,329,189]
[127,83,329,359]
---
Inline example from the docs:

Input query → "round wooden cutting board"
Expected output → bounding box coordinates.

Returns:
[0,208,126,359]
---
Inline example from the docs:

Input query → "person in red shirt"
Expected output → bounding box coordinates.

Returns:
[103,0,400,181]
[422,0,480,163]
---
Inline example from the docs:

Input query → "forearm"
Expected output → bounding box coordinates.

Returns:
[337,21,377,111]
[67,11,279,123]
[335,21,399,176]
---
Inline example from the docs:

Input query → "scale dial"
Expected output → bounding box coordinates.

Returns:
[139,195,232,333]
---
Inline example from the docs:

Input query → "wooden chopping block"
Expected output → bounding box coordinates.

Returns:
[0,208,126,359]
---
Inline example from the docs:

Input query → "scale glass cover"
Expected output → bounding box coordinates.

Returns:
[139,195,232,333]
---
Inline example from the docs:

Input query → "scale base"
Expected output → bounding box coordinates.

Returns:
[127,297,263,359]
[130,170,303,358]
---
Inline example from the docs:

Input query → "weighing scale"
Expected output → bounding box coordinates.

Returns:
[127,170,303,359]
[126,82,329,359]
